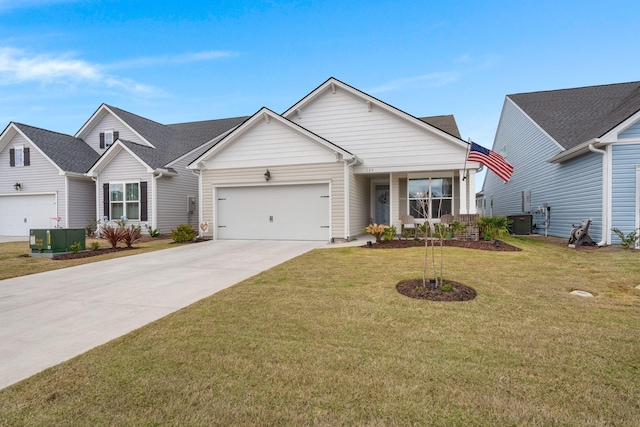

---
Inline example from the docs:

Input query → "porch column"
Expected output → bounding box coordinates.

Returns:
[467,169,477,214]
[389,172,395,228]
[458,170,468,214]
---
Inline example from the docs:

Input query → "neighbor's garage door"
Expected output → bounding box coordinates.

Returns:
[0,194,57,236]
[216,184,330,240]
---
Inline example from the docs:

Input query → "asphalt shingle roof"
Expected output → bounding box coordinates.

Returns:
[106,105,248,169]
[508,81,640,150]
[13,123,100,173]
[419,115,461,139]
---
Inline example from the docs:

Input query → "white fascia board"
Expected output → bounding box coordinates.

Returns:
[0,123,18,153]
[188,108,354,170]
[283,77,469,152]
[600,108,640,143]
[354,161,480,174]
[86,141,154,176]
[547,138,606,163]
[10,124,65,174]
[75,104,156,148]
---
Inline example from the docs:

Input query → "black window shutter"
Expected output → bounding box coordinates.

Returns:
[103,183,110,218]
[99,133,105,149]
[113,131,119,141]
[9,148,15,167]
[140,182,148,221]
[23,147,30,166]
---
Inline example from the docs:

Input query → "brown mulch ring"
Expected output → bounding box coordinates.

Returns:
[396,279,477,302]
[363,239,520,251]
[52,247,134,260]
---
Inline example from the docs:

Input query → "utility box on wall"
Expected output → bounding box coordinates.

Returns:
[29,229,85,258]
[507,215,533,235]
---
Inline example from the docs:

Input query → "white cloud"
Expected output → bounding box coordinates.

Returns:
[368,72,460,94]
[0,0,81,13]
[0,47,160,95]
[105,50,239,70]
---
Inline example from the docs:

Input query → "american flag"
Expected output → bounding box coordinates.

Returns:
[467,141,514,183]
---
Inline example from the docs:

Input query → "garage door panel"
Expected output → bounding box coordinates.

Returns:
[0,194,57,236]
[217,184,330,241]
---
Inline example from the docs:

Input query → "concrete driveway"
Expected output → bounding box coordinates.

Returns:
[0,240,323,389]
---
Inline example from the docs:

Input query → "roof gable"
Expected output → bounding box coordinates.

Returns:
[0,122,99,174]
[189,108,354,169]
[508,81,640,150]
[283,77,467,149]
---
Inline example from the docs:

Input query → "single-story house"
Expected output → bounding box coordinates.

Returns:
[0,122,99,235]
[480,80,640,246]
[189,77,481,241]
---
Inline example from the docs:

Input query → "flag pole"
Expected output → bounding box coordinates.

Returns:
[462,138,471,180]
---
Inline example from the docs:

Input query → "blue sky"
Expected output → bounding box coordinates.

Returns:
[1,0,639,189]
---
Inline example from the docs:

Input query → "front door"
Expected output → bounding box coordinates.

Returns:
[374,184,390,225]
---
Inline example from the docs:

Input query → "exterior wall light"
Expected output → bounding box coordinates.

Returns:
[14,182,22,191]
[264,169,271,181]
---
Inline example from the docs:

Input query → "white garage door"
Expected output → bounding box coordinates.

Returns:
[217,184,330,240]
[0,194,57,236]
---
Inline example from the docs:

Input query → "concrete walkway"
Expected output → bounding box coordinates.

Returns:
[0,240,323,389]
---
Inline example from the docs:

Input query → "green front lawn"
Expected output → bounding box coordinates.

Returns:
[1,238,639,425]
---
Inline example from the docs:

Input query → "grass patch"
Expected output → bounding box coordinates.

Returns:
[0,237,176,281]
[0,238,639,425]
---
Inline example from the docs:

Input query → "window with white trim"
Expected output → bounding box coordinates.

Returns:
[408,177,453,219]
[15,146,24,166]
[105,130,114,147]
[109,182,140,220]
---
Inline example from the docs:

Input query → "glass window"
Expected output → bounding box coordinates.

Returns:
[109,182,139,220]
[105,131,114,147]
[15,146,24,166]
[408,177,453,219]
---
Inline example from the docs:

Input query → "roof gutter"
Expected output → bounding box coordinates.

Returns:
[547,138,605,163]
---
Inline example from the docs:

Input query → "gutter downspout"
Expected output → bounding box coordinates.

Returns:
[343,156,362,241]
[152,172,164,231]
[588,139,608,246]
[191,168,203,237]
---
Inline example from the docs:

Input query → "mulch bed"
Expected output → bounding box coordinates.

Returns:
[363,239,521,251]
[396,279,477,302]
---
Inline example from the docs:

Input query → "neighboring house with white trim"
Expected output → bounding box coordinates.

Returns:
[82,105,248,233]
[0,123,99,236]
[481,81,640,245]
[0,105,247,236]
[189,77,480,241]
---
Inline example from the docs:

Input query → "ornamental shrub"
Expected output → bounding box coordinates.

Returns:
[171,224,196,243]
[100,225,126,248]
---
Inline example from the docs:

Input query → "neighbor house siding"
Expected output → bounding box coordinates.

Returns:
[349,170,370,237]
[0,132,65,219]
[155,143,214,233]
[98,149,152,226]
[484,99,603,240]
[288,88,465,172]
[619,121,640,139]
[201,162,344,239]
[85,112,146,154]
[67,177,96,229]
[611,143,640,243]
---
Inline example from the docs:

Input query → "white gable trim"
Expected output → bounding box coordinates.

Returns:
[600,108,640,142]
[75,104,156,149]
[168,125,238,168]
[87,140,154,176]
[188,108,355,170]
[0,123,65,174]
[283,77,468,151]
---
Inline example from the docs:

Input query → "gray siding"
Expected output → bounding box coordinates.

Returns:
[619,121,640,139]
[611,143,640,243]
[0,132,65,220]
[98,149,153,228]
[156,145,210,233]
[85,112,147,154]
[484,99,603,240]
[67,176,96,229]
